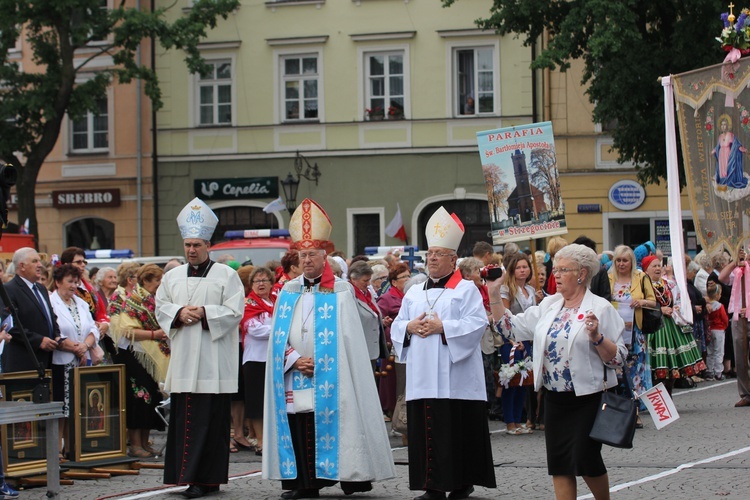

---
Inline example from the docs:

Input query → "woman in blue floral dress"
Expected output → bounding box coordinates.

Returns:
[608,245,657,414]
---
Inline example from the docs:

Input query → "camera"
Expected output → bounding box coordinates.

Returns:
[480,265,503,281]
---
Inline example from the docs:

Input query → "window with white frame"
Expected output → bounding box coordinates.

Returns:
[198,60,233,126]
[454,46,494,116]
[70,97,108,153]
[282,54,319,121]
[89,0,109,44]
[365,51,404,120]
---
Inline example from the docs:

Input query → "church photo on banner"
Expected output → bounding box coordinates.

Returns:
[476,122,568,245]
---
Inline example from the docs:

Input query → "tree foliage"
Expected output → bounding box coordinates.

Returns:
[0,0,239,240]
[444,0,726,186]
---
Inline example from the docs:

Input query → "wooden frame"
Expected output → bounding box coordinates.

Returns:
[70,365,126,462]
[0,371,52,476]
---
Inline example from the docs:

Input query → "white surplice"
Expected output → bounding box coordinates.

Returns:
[155,263,244,394]
[391,276,488,401]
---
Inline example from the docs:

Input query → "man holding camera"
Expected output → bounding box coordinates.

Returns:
[391,207,496,500]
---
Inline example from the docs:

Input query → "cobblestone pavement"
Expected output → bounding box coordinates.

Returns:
[16,379,750,499]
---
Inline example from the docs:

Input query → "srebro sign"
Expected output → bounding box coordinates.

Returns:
[52,189,121,209]
[194,177,278,200]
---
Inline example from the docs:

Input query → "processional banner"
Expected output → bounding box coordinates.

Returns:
[672,58,750,255]
[477,122,568,245]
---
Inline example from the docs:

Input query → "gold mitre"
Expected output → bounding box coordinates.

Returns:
[289,198,332,250]
[425,206,464,251]
[176,197,218,240]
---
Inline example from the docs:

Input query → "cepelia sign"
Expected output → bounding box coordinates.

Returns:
[194,177,278,200]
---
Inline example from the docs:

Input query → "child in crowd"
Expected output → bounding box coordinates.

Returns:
[706,282,729,380]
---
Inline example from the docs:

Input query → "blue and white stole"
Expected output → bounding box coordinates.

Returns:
[271,287,340,480]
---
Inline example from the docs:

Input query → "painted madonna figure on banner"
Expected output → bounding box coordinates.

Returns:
[672,56,750,252]
[714,114,749,191]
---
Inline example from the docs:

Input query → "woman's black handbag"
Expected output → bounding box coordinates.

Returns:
[589,366,637,449]
[640,275,663,334]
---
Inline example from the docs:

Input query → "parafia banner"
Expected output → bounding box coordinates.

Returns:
[672,58,750,255]
[477,122,568,244]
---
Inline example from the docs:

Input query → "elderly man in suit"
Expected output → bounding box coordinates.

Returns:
[1,247,60,372]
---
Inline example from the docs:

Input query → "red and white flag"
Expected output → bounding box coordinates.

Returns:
[19,218,29,234]
[385,204,408,242]
[640,382,679,430]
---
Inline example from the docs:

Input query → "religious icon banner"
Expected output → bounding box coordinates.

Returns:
[477,122,568,245]
[672,58,750,254]
[70,365,127,462]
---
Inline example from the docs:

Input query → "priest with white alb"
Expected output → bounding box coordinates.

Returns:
[391,206,497,500]
[156,198,245,499]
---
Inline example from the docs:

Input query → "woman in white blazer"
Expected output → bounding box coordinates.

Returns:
[489,244,627,500]
[50,264,100,457]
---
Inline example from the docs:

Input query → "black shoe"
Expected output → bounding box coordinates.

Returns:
[181,484,219,498]
[342,481,373,495]
[448,486,474,499]
[414,491,446,500]
[281,489,320,499]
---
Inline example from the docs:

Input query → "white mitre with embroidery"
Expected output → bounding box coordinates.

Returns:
[176,197,218,240]
[425,206,464,250]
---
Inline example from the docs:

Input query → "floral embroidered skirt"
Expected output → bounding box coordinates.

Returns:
[113,347,165,431]
[649,316,707,380]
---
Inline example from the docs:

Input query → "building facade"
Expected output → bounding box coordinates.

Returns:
[154,0,536,257]
[154,0,693,259]
[6,0,154,257]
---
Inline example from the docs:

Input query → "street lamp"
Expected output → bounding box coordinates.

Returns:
[280,172,300,211]
[280,152,322,211]
[294,151,321,185]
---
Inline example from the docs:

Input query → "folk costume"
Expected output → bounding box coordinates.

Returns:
[262,199,396,496]
[391,207,496,495]
[156,198,245,490]
[643,256,706,382]
[116,284,170,432]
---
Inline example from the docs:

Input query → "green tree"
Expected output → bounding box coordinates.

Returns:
[0,0,239,241]
[444,0,725,186]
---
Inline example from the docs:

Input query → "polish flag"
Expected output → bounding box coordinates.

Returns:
[385,204,408,242]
